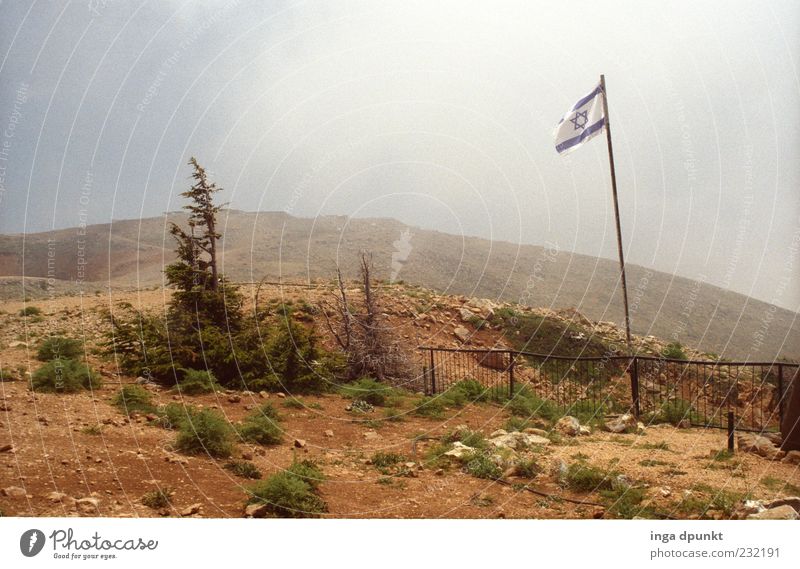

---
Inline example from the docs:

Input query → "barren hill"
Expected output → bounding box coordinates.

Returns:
[0,210,797,361]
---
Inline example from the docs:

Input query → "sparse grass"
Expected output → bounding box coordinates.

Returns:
[382,407,404,422]
[677,484,747,518]
[19,306,41,317]
[141,487,173,509]
[31,358,101,393]
[601,486,658,519]
[224,460,262,480]
[514,457,541,478]
[81,424,103,435]
[443,426,488,449]
[564,463,616,492]
[371,452,405,468]
[112,385,156,417]
[236,403,283,446]
[175,408,235,457]
[639,441,671,451]
[709,449,734,462]
[36,336,82,361]
[154,402,198,430]
[340,377,399,407]
[282,398,305,409]
[761,476,800,495]
[661,342,688,360]
[652,399,698,425]
[506,387,560,422]
[462,451,502,480]
[639,459,670,467]
[247,460,327,518]
[411,395,446,418]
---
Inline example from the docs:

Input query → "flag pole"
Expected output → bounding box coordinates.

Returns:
[599,74,633,354]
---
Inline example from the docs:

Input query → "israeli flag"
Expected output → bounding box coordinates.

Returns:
[554,83,606,154]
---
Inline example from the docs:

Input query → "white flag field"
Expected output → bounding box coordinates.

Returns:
[553,82,606,154]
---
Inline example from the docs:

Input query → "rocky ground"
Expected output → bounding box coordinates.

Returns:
[0,284,798,519]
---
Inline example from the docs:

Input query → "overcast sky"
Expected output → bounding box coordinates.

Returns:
[0,0,798,311]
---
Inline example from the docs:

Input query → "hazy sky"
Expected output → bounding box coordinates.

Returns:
[0,0,798,311]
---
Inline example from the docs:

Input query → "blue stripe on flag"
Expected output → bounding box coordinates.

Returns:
[555,118,605,153]
[556,85,603,125]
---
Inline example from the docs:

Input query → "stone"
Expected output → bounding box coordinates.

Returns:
[453,326,471,343]
[523,427,550,437]
[259,391,269,399]
[555,416,581,437]
[489,431,550,451]
[241,451,253,461]
[444,442,476,459]
[747,505,799,520]
[2,486,26,498]
[781,450,800,465]
[76,497,100,512]
[46,491,69,502]
[765,497,800,515]
[227,394,241,403]
[245,503,270,518]
[363,430,381,440]
[277,393,286,399]
[181,503,202,516]
[738,433,784,460]
[0,444,14,453]
[604,413,638,434]
[459,308,477,322]
[550,459,568,483]
[293,439,307,449]
[579,425,592,436]
[676,419,691,429]
[324,430,334,438]
[8,341,27,348]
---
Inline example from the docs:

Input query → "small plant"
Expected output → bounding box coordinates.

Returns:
[340,377,397,407]
[411,396,445,418]
[31,359,101,393]
[141,487,173,509]
[371,452,405,468]
[175,408,235,457]
[236,403,283,446]
[282,398,305,409]
[155,402,197,430]
[247,460,327,518]
[761,476,800,495]
[507,388,560,422]
[661,342,688,360]
[462,451,502,480]
[19,306,41,317]
[36,336,82,361]
[601,486,655,519]
[710,449,734,462]
[382,407,404,422]
[174,369,219,395]
[444,427,488,449]
[639,441,671,451]
[81,424,103,435]
[113,385,156,417]
[514,457,541,478]
[225,460,262,480]
[564,463,616,492]
[639,459,669,467]
[654,399,697,425]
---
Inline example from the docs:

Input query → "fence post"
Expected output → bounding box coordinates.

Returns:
[630,356,640,418]
[422,365,429,396]
[508,352,515,398]
[429,349,436,394]
[778,364,784,425]
[727,411,735,452]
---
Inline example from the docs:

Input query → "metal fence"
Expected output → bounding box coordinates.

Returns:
[420,347,799,433]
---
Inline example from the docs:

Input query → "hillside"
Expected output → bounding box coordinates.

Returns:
[0,210,797,361]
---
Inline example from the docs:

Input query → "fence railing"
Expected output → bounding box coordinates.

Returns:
[419,347,799,433]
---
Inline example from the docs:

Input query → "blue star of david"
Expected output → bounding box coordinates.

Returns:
[570,110,588,130]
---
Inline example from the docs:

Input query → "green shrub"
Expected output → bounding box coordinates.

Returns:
[411,395,445,418]
[661,342,687,360]
[515,457,541,478]
[507,388,560,422]
[31,359,101,393]
[113,385,156,416]
[601,486,653,519]
[36,336,82,361]
[567,399,608,424]
[371,452,405,468]
[236,403,283,446]
[155,402,197,430]
[340,377,398,406]
[444,427,488,449]
[175,409,235,457]
[141,488,172,509]
[564,463,616,492]
[19,306,41,317]
[174,369,218,395]
[462,452,502,480]
[224,460,262,479]
[248,460,326,518]
[282,398,305,409]
[654,399,697,425]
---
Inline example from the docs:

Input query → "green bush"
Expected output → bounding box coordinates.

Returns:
[224,460,262,480]
[113,385,156,416]
[340,377,397,406]
[564,463,616,492]
[236,403,283,446]
[175,408,235,457]
[371,452,405,468]
[19,306,41,317]
[654,399,697,425]
[174,369,219,395]
[155,402,198,430]
[515,457,541,478]
[661,342,688,360]
[31,359,101,393]
[462,452,502,480]
[411,395,446,418]
[507,388,560,422]
[248,460,326,518]
[443,427,488,449]
[36,336,82,361]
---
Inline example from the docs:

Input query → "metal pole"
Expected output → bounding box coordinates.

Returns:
[630,356,640,419]
[429,349,436,394]
[508,352,516,399]
[600,74,633,354]
[727,411,735,452]
[778,364,784,425]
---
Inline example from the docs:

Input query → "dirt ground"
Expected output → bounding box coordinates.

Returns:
[1,286,798,519]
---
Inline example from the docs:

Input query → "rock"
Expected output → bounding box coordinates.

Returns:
[592,508,606,519]
[763,432,782,446]
[459,308,477,322]
[555,416,581,437]
[2,486,26,498]
[228,394,241,403]
[489,431,549,451]
[550,459,568,483]
[277,393,286,399]
[0,444,14,453]
[453,326,471,343]
[180,503,202,516]
[747,505,799,520]
[259,391,269,399]
[523,427,550,437]
[636,422,646,435]
[76,497,100,512]
[782,450,800,465]
[659,487,672,498]
[676,419,691,429]
[765,497,800,515]
[738,433,784,460]
[8,341,27,348]
[444,442,476,459]
[245,503,270,518]
[604,413,638,434]
[241,451,253,461]
[46,491,69,502]
[363,430,381,440]
[324,430,334,438]
[489,429,508,438]
[293,439,307,449]
[579,426,592,436]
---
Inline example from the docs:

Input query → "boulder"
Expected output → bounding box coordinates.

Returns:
[738,433,785,460]
[1,486,26,498]
[765,497,800,515]
[293,439,307,449]
[604,413,637,434]
[489,431,550,450]
[459,308,477,322]
[180,503,202,516]
[245,503,270,518]
[324,430,334,438]
[444,442,476,459]
[76,497,100,513]
[555,416,581,437]
[747,505,799,520]
[453,326,471,343]
[781,450,800,465]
